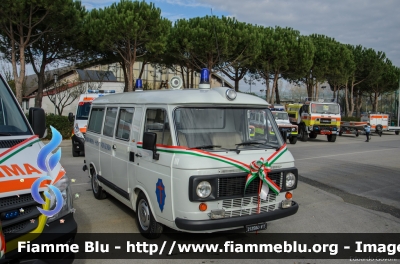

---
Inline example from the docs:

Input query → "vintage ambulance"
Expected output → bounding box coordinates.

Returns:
[84,69,299,238]
[0,74,76,261]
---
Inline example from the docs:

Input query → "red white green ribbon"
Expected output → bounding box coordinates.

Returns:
[137,142,287,196]
[0,136,40,164]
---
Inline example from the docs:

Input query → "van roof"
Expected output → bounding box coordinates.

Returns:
[91,87,270,106]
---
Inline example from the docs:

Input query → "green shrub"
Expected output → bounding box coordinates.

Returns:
[44,114,73,140]
[341,116,361,122]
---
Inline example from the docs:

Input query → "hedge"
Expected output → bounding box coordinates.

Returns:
[26,114,73,140]
[340,116,361,122]
[44,114,73,140]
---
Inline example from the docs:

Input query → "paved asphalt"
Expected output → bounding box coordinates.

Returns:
[57,132,400,264]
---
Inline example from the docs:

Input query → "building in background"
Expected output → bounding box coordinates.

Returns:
[22,63,232,116]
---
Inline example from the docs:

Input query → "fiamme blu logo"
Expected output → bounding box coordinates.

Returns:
[31,126,64,217]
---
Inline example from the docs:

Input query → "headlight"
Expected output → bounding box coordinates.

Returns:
[196,181,212,198]
[285,172,296,189]
[74,123,84,138]
[291,127,296,131]
[47,176,73,223]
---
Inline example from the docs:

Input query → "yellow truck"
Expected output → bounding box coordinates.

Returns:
[287,99,341,142]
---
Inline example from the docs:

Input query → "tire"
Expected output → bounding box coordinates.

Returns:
[91,167,107,200]
[300,126,308,142]
[356,132,359,137]
[289,136,297,144]
[339,131,343,136]
[309,132,317,139]
[395,131,399,135]
[327,134,337,142]
[136,192,163,239]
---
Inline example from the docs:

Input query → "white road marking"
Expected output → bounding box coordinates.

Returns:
[296,148,397,161]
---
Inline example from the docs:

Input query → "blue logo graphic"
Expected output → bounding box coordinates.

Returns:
[155,179,166,212]
[31,126,63,217]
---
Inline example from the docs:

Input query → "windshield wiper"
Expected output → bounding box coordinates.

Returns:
[235,140,263,146]
[236,140,279,151]
[188,145,222,150]
[0,133,12,136]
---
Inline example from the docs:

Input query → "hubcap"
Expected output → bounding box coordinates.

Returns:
[92,172,99,193]
[138,199,150,231]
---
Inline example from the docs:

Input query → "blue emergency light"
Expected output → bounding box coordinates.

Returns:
[99,90,115,94]
[199,68,211,89]
[88,89,99,93]
[135,79,143,91]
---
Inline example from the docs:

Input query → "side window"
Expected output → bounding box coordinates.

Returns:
[103,107,118,137]
[144,108,172,145]
[116,108,134,141]
[87,107,105,134]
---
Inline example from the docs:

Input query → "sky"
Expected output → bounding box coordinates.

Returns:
[79,0,400,94]
[12,0,397,94]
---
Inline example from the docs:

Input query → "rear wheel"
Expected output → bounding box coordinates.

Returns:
[91,167,107,199]
[136,192,163,239]
[72,149,80,157]
[289,136,297,144]
[327,134,337,142]
[395,131,399,135]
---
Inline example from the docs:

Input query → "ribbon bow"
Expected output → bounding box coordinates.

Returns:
[244,157,281,201]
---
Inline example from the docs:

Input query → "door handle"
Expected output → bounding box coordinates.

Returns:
[135,153,142,157]
[112,144,117,150]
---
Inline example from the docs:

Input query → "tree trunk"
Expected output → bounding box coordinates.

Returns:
[180,65,186,88]
[119,61,128,92]
[373,92,379,112]
[127,62,134,92]
[345,83,350,117]
[275,79,280,104]
[190,69,194,88]
[265,78,270,103]
[315,82,319,99]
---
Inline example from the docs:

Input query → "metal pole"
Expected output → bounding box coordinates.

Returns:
[397,76,400,126]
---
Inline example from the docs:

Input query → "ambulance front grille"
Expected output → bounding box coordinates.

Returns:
[217,172,282,198]
[0,193,42,241]
[221,194,279,218]
[0,139,25,149]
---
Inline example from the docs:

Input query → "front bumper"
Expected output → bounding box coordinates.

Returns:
[3,213,77,264]
[175,201,298,231]
[72,135,85,153]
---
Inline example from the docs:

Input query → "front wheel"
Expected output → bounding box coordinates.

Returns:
[300,126,308,142]
[289,136,297,144]
[327,134,337,142]
[395,131,399,135]
[136,192,163,239]
[91,168,107,200]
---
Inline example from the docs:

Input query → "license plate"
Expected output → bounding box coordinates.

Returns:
[245,222,267,233]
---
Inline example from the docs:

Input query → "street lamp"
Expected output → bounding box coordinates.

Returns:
[53,73,58,115]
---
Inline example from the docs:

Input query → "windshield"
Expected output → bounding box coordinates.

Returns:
[310,103,340,114]
[173,107,283,150]
[76,102,92,120]
[0,76,31,136]
[272,112,289,120]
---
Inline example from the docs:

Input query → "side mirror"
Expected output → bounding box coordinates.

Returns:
[68,112,74,123]
[28,107,46,138]
[143,132,159,160]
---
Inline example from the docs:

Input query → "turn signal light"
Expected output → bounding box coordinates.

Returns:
[199,203,207,211]
[285,192,293,200]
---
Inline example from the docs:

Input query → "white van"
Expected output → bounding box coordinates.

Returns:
[84,73,298,238]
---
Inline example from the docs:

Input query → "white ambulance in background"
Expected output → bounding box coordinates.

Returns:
[68,89,119,157]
